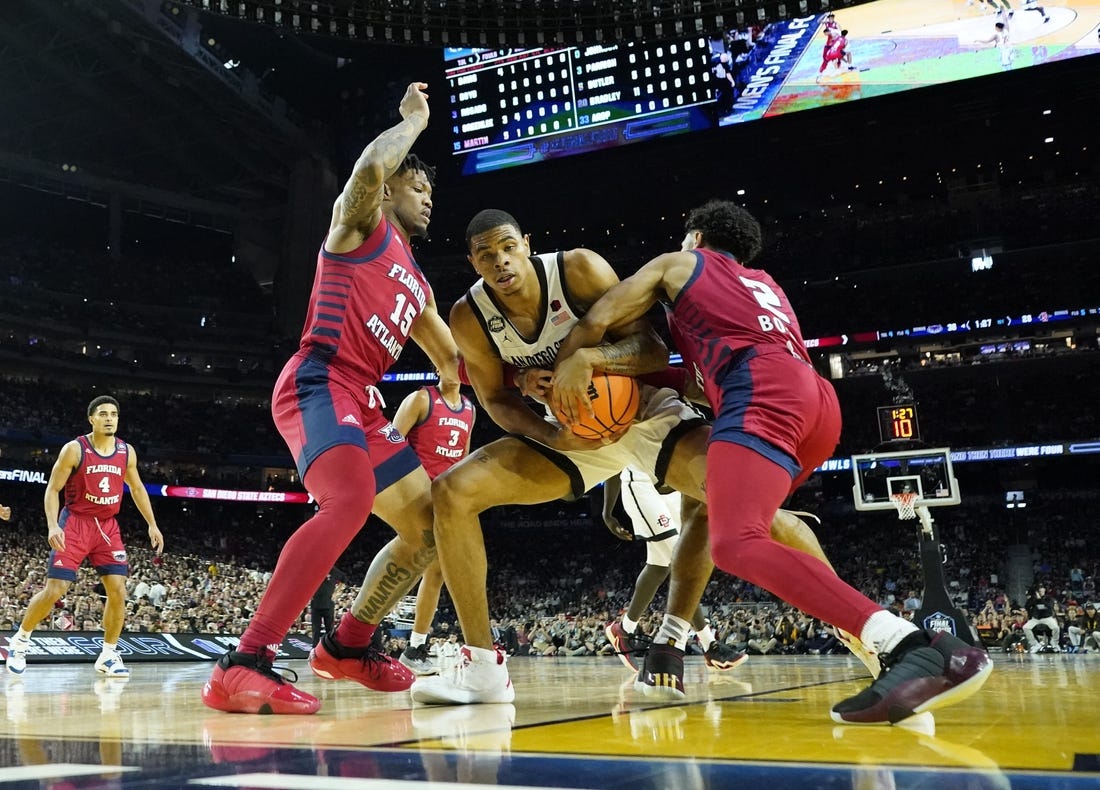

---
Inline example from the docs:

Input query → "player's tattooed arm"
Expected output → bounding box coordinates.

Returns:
[591,328,669,375]
[338,82,430,226]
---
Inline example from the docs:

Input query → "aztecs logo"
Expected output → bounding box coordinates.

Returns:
[487,315,505,333]
[378,423,404,444]
[922,611,956,635]
[112,550,128,563]
[657,514,671,529]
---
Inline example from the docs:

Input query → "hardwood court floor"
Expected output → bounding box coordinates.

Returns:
[1,652,1098,788]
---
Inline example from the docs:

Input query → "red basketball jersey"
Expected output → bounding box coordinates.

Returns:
[668,249,811,405]
[298,216,431,385]
[64,435,129,519]
[406,386,475,479]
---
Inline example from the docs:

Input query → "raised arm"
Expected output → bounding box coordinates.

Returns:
[328,82,430,250]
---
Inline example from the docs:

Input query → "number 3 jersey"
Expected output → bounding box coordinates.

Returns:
[298,216,431,385]
[64,434,129,519]
[406,385,476,479]
[668,248,812,407]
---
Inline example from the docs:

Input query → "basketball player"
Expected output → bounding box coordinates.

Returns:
[819,28,854,73]
[551,200,993,725]
[974,20,1013,69]
[392,377,476,676]
[201,82,462,715]
[602,465,744,672]
[6,396,164,678]
[1021,0,1050,23]
[409,208,839,706]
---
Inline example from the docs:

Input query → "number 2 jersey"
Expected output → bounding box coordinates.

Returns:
[667,248,812,408]
[64,434,129,520]
[298,216,431,386]
[406,385,476,479]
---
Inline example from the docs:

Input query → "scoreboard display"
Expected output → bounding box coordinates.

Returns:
[444,38,715,174]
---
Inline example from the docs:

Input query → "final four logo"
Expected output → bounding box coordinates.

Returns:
[923,611,956,636]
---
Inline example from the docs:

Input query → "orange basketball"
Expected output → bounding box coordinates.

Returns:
[555,372,640,441]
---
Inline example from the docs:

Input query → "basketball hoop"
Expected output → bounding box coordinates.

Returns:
[890,491,919,520]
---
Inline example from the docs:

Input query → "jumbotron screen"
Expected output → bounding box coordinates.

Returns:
[444,38,715,174]
[445,0,1100,174]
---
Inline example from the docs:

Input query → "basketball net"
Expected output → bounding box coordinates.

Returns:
[890,491,919,520]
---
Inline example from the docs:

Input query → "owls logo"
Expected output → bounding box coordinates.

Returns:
[378,423,404,444]
[112,551,128,563]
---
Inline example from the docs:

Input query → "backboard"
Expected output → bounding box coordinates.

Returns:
[851,446,960,512]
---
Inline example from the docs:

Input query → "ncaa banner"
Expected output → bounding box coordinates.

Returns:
[0,631,314,665]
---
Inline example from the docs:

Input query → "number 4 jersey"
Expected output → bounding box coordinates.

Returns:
[64,434,129,519]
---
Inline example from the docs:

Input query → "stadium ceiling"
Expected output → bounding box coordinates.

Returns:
[0,0,325,225]
[178,0,875,47]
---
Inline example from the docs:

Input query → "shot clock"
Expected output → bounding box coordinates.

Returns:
[877,404,920,443]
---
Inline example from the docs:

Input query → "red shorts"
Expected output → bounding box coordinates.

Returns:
[710,346,841,491]
[272,352,419,491]
[49,511,128,580]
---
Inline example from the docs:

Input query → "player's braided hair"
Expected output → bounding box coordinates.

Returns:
[395,153,436,186]
[684,199,762,264]
[465,209,522,248]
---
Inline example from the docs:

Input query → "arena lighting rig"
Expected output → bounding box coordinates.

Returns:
[180,0,866,46]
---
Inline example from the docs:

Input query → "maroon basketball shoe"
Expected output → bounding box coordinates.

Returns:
[831,629,993,725]
[634,642,686,700]
[605,620,652,672]
[703,640,748,671]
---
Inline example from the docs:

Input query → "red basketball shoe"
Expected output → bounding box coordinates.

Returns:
[201,650,320,715]
[309,633,415,692]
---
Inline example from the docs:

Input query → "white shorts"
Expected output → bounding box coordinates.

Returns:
[619,467,682,568]
[523,385,707,499]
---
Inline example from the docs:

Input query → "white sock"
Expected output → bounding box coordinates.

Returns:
[16,629,32,641]
[621,615,638,634]
[859,610,919,655]
[467,645,498,662]
[409,631,428,648]
[697,625,716,652]
[654,614,692,651]
[101,642,118,654]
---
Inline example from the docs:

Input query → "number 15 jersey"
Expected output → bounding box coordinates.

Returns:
[298,216,430,386]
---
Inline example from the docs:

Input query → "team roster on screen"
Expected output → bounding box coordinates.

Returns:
[445,40,714,172]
